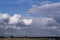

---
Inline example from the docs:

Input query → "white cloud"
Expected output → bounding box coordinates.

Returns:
[0,13,9,25]
[22,18,33,25]
[8,14,33,26]
[0,13,9,20]
[0,13,33,26]
[8,14,21,25]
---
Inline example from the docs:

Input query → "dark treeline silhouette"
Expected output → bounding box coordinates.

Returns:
[0,36,60,38]
[0,35,60,40]
[0,36,4,38]
[0,35,14,38]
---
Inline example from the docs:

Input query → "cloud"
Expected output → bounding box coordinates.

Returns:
[0,13,33,29]
[39,1,51,5]
[0,13,9,20]
[27,2,60,36]
[28,2,60,23]
[8,14,21,25]
[0,15,60,37]
[0,13,33,26]
[33,17,56,26]
[30,17,59,30]
[0,13,33,37]
[23,17,60,37]
[46,19,59,26]
[0,13,60,37]
[22,18,33,25]
[0,13,9,25]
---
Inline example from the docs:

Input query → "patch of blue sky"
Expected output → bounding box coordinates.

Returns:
[0,0,60,17]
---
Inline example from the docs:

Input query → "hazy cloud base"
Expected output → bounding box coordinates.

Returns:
[0,13,60,37]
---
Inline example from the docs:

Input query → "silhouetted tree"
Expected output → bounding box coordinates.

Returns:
[9,36,14,38]
[0,35,4,38]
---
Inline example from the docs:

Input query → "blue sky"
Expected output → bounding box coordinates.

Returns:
[0,0,60,37]
[0,0,60,16]
[0,0,59,15]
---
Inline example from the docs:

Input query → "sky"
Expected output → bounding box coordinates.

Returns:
[0,0,60,37]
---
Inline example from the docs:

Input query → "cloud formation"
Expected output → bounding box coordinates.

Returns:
[27,2,60,36]
[0,16,60,37]
[28,2,60,23]
[23,17,60,37]
[0,13,9,20]
[0,13,33,26]
[0,13,60,37]
[22,18,33,25]
[8,14,21,25]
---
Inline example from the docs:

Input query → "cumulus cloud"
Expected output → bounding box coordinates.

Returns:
[0,13,33,31]
[0,13,33,26]
[8,14,21,25]
[28,2,60,23]
[0,13,9,20]
[0,13,9,25]
[22,18,33,25]
[0,13,33,37]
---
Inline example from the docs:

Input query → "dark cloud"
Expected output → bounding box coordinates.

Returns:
[27,2,60,36]
[22,17,60,37]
